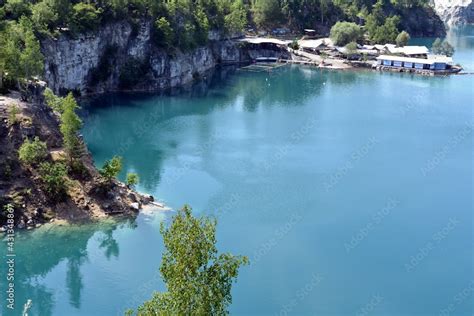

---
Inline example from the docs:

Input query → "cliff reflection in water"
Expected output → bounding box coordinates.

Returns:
[0,219,134,316]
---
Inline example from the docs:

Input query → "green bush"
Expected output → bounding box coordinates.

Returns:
[59,93,83,162]
[289,39,299,50]
[4,0,31,20]
[19,137,48,165]
[330,21,363,46]
[7,104,20,127]
[99,156,122,181]
[154,17,174,48]
[344,41,358,55]
[432,38,455,56]
[44,88,63,112]
[368,15,400,44]
[38,162,68,200]
[126,172,139,188]
[396,31,410,47]
[70,3,102,34]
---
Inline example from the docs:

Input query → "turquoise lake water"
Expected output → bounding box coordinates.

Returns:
[1,27,473,315]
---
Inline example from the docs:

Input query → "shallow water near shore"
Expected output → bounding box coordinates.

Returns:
[1,27,473,315]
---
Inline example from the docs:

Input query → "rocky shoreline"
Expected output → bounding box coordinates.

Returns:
[0,90,158,231]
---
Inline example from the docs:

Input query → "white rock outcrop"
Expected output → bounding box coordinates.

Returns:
[433,0,474,26]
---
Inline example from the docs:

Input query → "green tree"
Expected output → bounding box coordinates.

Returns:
[252,0,283,28]
[20,28,44,79]
[126,172,139,189]
[440,40,455,57]
[224,0,247,34]
[431,38,442,53]
[432,38,455,56]
[396,30,410,47]
[38,161,68,200]
[4,0,31,19]
[330,21,364,46]
[194,6,209,46]
[19,137,48,165]
[133,205,248,315]
[70,3,102,34]
[344,41,358,57]
[59,93,82,162]
[153,17,174,48]
[47,0,72,27]
[99,156,123,181]
[44,87,64,112]
[370,15,400,44]
[31,1,58,34]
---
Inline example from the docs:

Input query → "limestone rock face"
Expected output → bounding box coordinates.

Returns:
[433,0,474,26]
[41,21,256,95]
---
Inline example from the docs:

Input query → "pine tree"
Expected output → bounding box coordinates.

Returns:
[59,93,83,163]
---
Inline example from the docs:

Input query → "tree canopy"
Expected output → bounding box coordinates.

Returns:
[330,21,364,46]
[132,205,248,315]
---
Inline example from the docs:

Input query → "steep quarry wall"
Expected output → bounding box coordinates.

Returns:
[41,21,290,95]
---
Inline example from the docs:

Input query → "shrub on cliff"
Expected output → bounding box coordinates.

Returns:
[126,172,139,189]
[19,137,48,166]
[330,21,363,46]
[153,17,174,48]
[7,104,20,127]
[59,93,83,162]
[38,161,68,201]
[99,156,122,181]
[70,2,102,34]
[1,19,44,88]
[44,88,63,112]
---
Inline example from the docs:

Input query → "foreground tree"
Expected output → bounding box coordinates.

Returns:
[130,205,248,315]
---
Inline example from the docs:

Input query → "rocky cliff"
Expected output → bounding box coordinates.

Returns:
[433,0,474,26]
[0,89,153,230]
[41,21,289,95]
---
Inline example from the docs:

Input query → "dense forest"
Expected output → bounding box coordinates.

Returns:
[0,0,443,90]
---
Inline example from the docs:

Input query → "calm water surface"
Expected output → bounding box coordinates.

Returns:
[1,28,473,315]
